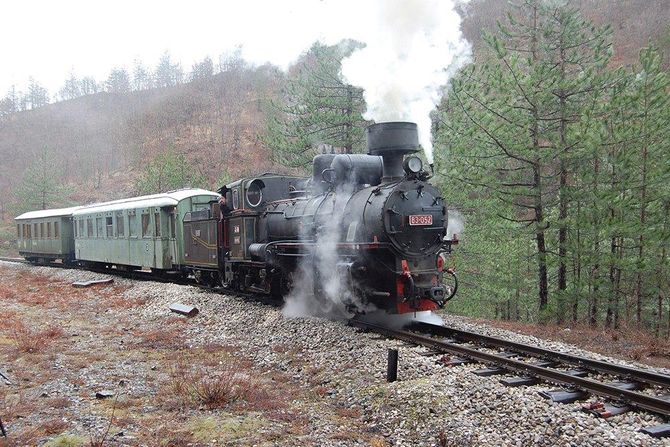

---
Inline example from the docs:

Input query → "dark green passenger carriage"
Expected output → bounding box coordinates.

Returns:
[15,207,80,263]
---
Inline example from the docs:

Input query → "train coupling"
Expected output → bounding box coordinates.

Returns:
[428,286,446,302]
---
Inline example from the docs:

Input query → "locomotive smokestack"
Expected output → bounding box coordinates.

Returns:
[366,122,419,181]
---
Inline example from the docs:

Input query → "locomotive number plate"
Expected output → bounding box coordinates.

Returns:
[409,215,433,226]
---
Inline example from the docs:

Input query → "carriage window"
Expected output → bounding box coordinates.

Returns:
[87,219,93,237]
[25,224,31,239]
[232,188,240,209]
[40,223,44,238]
[169,214,176,238]
[141,213,152,238]
[78,220,84,238]
[154,212,161,237]
[96,218,104,238]
[116,212,124,237]
[106,216,113,237]
[54,222,59,239]
[129,214,137,237]
[17,224,20,238]
[34,223,38,238]
[47,222,52,238]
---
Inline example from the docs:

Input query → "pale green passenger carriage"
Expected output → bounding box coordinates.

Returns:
[72,189,219,272]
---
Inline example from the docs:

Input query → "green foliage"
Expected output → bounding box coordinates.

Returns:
[136,150,209,194]
[264,40,369,171]
[13,146,71,213]
[440,0,670,333]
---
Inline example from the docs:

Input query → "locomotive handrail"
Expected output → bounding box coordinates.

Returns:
[444,268,458,302]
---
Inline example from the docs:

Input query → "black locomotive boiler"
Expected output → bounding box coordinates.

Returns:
[184,121,457,314]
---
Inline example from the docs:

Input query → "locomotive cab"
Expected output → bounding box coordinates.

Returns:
[219,174,307,292]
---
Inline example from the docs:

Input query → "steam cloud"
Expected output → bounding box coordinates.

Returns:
[282,183,376,320]
[281,1,470,321]
[340,0,471,163]
[447,209,464,240]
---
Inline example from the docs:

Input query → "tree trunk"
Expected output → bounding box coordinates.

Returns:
[557,43,568,325]
[534,163,549,319]
[635,98,650,326]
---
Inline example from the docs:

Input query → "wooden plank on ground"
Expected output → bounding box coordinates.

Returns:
[71,278,114,288]
[169,303,199,317]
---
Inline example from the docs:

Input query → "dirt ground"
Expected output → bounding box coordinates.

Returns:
[0,266,376,446]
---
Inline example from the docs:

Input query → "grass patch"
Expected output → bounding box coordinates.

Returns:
[190,414,266,443]
[43,434,88,447]
[4,317,64,353]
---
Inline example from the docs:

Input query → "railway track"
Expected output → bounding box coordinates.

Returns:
[350,318,670,437]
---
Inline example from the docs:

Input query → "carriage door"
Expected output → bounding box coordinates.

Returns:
[167,207,177,266]
[155,208,170,269]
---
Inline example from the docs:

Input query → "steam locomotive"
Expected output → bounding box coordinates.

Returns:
[185,121,458,314]
[15,122,457,315]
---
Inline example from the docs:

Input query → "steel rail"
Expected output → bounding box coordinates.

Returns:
[408,321,670,388]
[350,319,670,417]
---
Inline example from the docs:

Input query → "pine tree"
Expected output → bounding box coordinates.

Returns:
[436,0,614,322]
[14,146,69,212]
[264,41,368,170]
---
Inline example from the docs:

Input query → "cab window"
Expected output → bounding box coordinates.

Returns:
[232,188,240,210]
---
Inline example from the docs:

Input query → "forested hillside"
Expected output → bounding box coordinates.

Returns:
[1,0,669,335]
[437,0,670,334]
[0,60,282,217]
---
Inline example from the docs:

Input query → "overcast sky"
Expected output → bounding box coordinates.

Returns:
[2,0,375,95]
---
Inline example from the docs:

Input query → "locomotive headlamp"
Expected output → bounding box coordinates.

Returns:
[403,156,423,175]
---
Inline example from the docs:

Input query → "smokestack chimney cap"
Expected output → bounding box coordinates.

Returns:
[366,122,419,156]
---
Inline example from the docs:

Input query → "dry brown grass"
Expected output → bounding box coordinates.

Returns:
[47,397,72,409]
[0,284,15,300]
[161,360,252,410]
[133,327,185,350]
[482,318,670,369]
[159,354,287,413]
[0,269,130,313]
[41,418,69,435]
[370,437,390,447]
[5,318,64,353]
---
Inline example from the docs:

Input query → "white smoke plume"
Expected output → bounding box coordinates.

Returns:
[447,209,465,240]
[340,0,471,163]
[282,183,376,320]
[359,310,445,330]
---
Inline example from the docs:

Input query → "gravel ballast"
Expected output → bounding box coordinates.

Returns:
[1,260,669,446]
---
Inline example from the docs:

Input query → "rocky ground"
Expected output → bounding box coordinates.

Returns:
[0,261,669,446]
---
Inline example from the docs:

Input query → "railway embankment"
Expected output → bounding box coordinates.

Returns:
[0,260,667,446]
